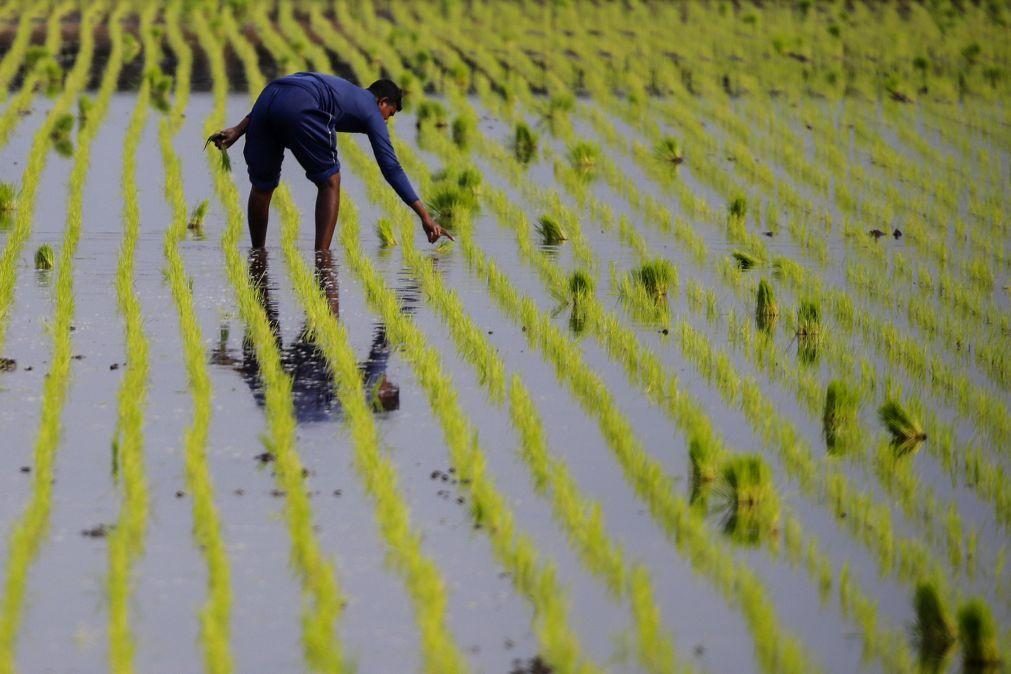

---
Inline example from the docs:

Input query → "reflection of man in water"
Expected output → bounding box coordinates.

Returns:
[210,249,399,423]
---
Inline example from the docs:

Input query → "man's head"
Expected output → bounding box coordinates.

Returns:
[367,79,403,120]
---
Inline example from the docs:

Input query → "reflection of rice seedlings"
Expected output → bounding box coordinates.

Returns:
[536,215,567,244]
[655,136,683,165]
[514,122,538,163]
[957,599,1001,669]
[567,141,600,178]
[912,582,955,670]
[0,182,16,211]
[376,218,397,247]
[34,244,55,270]
[823,381,858,452]
[631,259,675,299]
[878,399,927,456]
[755,278,778,332]
[732,250,759,270]
[716,455,779,545]
[451,113,475,149]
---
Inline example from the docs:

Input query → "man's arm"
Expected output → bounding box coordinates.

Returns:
[213,114,250,149]
[367,117,453,243]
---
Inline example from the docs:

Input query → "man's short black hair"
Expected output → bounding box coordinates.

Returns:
[367,79,403,111]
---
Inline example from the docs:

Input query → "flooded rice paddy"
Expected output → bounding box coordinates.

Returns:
[0,2,1008,674]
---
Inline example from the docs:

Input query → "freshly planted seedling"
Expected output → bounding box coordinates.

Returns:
[514,122,538,163]
[541,92,575,131]
[567,141,600,178]
[147,68,173,112]
[376,217,397,247]
[630,259,675,300]
[796,300,821,336]
[49,113,74,145]
[689,434,720,508]
[426,184,471,228]
[567,269,593,333]
[957,599,1001,668]
[822,381,859,452]
[655,136,683,165]
[0,183,16,212]
[878,398,927,456]
[728,196,748,220]
[451,113,475,149]
[715,455,779,545]
[755,278,778,332]
[77,95,93,128]
[415,100,448,130]
[732,250,760,270]
[204,132,232,173]
[536,215,567,244]
[34,244,55,271]
[187,200,208,232]
[912,582,955,667]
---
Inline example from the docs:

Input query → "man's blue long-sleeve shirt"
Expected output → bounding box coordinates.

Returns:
[267,72,419,205]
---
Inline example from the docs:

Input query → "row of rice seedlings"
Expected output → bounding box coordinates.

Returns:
[0,4,82,354]
[0,4,110,670]
[158,3,233,671]
[0,2,73,155]
[332,114,683,674]
[364,50,826,674]
[398,38,974,670]
[106,5,158,670]
[195,10,349,671]
[0,4,43,104]
[240,15,473,674]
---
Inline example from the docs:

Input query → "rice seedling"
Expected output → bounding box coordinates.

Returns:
[912,581,955,667]
[795,299,821,336]
[879,398,927,456]
[0,183,15,212]
[755,278,778,332]
[654,136,683,165]
[536,214,567,244]
[957,599,1002,668]
[49,112,74,144]
[514,121,538,163]
[146,67,173,112]
[732,250,760,270]
[34,244,54,270]
[567,140,600,178]
[426,182,472,228]
[541,92,575,131]
[376,217,397,247]
[415,99,448,130]
[728,195,748,220]
[631,259,676,299]
[822,380,859,452]
[76,95,93,128]
[451,112,475,148]
[715,455,780,545]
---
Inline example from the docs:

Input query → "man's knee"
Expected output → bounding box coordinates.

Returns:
[317,171,341,191]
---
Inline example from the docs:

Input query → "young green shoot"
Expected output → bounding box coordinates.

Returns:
[913,581,955,666]
[34,244,54,271]
[514,121,538,163]
[631,259,676,300]
[376,217,398,247]
[823,381,859,452]
[878,399,927,456]
[0,183,15,212]
[536,215,568,244]
[655,136,683,165]
[755,278,778,332]
[957,599,1002,667]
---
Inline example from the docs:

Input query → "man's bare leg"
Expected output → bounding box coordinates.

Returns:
[248,186,274,248]
[314,172,341,251]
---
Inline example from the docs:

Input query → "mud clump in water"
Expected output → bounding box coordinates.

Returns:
[0,357,16,371]
[510,655,553,674]
[81,524,113,538]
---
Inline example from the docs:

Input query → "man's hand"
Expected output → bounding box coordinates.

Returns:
[423,216,454,243]
[208,126,241,150]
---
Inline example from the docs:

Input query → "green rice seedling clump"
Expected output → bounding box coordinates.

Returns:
[146,67,173,112]
[568,269,594,299]
[913,582,955,661]
[796,299,821,335]
[514,122,538,163]
[717,455,780,545]
[77,95,93,128]
[426,183,471,228]
[632,259,676,299]
[0,183,16,212]
[451,113,475,149]
[728,196,748,220]
[957,599,1002,667]
[187,200,208,231]
[878,398,927,456]
[536,215,567,244]
[732,250,759,270]
[34,244,54,271]
[689,433,720,484]
[415,100,448,130]
[655,136,683,165]
[568,141,601,178]
[823,380,859,451]
[755,278,778,331]
[376,217,397,247]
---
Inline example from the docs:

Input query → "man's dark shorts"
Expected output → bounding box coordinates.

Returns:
[243,81,340,190]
